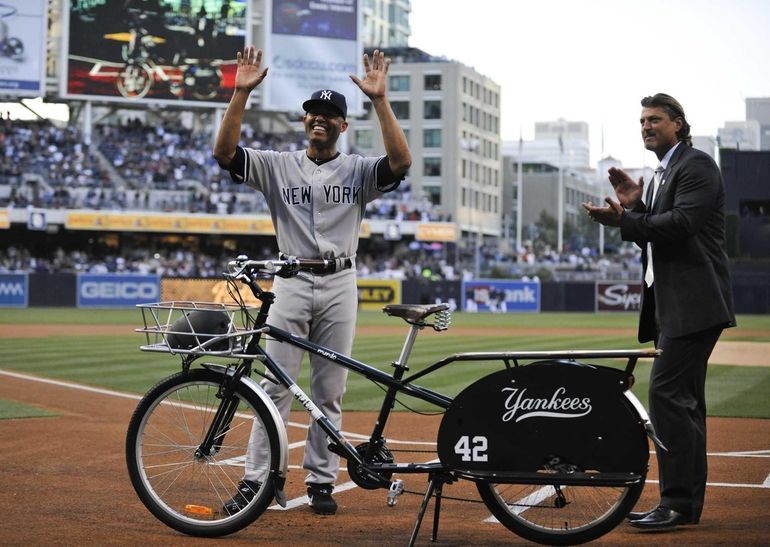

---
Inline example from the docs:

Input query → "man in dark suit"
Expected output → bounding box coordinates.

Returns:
[582,93,736,531]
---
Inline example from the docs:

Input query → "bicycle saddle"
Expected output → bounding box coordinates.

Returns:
[382,303,449,323]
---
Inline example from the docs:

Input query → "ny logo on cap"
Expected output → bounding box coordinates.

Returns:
[320,90,333,100]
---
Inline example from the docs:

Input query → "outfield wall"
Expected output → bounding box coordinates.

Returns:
[3,273,767,313]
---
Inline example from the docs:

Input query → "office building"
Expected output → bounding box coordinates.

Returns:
[351,47,503,241]
[362,0,411,48]
[746,97,770,150]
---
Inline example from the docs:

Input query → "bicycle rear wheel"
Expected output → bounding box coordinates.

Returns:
[477,474,645,545]
[126,369,280,537]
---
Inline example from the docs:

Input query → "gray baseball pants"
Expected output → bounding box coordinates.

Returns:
[244,268,357,486]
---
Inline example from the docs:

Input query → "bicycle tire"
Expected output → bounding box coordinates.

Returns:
[116,61,152,98]
[126,369,280,537]
[476,471,645,545]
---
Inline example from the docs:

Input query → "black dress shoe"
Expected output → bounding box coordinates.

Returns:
[629,506,694,531]
[626,506,658,521]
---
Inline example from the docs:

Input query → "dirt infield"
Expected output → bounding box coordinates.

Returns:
[0,370,768,546]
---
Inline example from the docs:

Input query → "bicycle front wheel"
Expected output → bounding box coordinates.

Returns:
[126,369,280,537]
[477,474,645,545]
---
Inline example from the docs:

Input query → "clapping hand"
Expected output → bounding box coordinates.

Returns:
[607,166,644,209]
[582,197,624,227]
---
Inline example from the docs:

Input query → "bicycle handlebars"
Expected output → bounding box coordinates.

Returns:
[226,255,336,280]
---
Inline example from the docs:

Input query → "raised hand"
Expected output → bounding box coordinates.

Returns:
[235,46,268,92]
[350,49,389,100]
[607,166,644,209]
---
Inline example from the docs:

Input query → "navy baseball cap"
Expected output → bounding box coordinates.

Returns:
[302,89,347,120]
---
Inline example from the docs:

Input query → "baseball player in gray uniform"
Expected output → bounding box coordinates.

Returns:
[213,46,411,515]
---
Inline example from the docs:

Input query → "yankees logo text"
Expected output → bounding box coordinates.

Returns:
[501,386,592,422]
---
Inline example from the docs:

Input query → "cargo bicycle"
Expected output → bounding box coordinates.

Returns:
[126,256,661,546]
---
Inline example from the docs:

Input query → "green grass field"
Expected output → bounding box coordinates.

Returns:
[0,308,768,418]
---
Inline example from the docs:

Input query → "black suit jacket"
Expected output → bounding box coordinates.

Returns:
[620,144,736,342]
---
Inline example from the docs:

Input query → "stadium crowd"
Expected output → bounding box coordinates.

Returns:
[1,119,441,220]
[1,118,641,279]
[0,241,640,282]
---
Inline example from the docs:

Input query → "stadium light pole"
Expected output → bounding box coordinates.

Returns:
[461,137,482,278]
[599,223,605,256]
[557,131,564,253]
[515,133,523,255]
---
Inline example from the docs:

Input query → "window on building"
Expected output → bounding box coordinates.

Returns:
[389,75,410,92]
[390,101,410,120]
[424,185,442,206]
[423,100,441,119]
[423,157,441,177]
[355,129,373,149]
[424,74,442,90]
[423,128,442,148]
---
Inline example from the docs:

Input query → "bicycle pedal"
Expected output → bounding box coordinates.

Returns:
[387,479,404,507]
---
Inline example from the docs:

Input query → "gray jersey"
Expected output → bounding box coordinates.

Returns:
[232,147,394,259]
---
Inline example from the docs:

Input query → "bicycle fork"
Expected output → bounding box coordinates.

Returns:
[194,362,250,459]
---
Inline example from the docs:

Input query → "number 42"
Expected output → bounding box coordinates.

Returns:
[454,435,488,462]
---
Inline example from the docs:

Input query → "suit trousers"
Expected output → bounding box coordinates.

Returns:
[649,325,722,521]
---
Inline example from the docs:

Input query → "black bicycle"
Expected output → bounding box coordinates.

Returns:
[126,256,662,546]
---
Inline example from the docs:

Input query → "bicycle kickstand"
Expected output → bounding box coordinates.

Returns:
[407,472,450,547]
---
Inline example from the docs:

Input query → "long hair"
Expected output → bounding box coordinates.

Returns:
[641,93,693,147]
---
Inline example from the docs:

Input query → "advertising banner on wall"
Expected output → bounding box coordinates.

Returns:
[263,0,362,116]
[78,274,160,308]
[357,279,400,310]
[595,281,642,312]
[0,0,47,96]
[161,277,272,305]
[60,0,249,106]
[462,280,540,313]
[0,273,28,307]
[65,211,276,235]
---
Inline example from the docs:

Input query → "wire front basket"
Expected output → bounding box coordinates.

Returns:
[136,301,261,357]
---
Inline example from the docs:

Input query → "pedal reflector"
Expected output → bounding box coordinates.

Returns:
[185,504,214,517]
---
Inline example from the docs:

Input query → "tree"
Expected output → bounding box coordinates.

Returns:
[533,210,557,254]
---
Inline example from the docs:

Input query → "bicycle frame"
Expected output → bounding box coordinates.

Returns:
[214,271,658,483]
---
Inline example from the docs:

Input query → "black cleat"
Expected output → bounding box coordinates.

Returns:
[307,483,337,515]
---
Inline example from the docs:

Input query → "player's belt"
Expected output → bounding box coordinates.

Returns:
[279,253,354,274]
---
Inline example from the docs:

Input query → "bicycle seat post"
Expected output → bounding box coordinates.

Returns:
[393,324,421,374]
[366,322,422,453]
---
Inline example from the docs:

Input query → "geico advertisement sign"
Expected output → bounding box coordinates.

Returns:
[0,273,28,307]
[78,274,160,307]
[596,281,642,312]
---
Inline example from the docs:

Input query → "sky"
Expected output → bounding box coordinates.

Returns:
[409,0,770,168]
